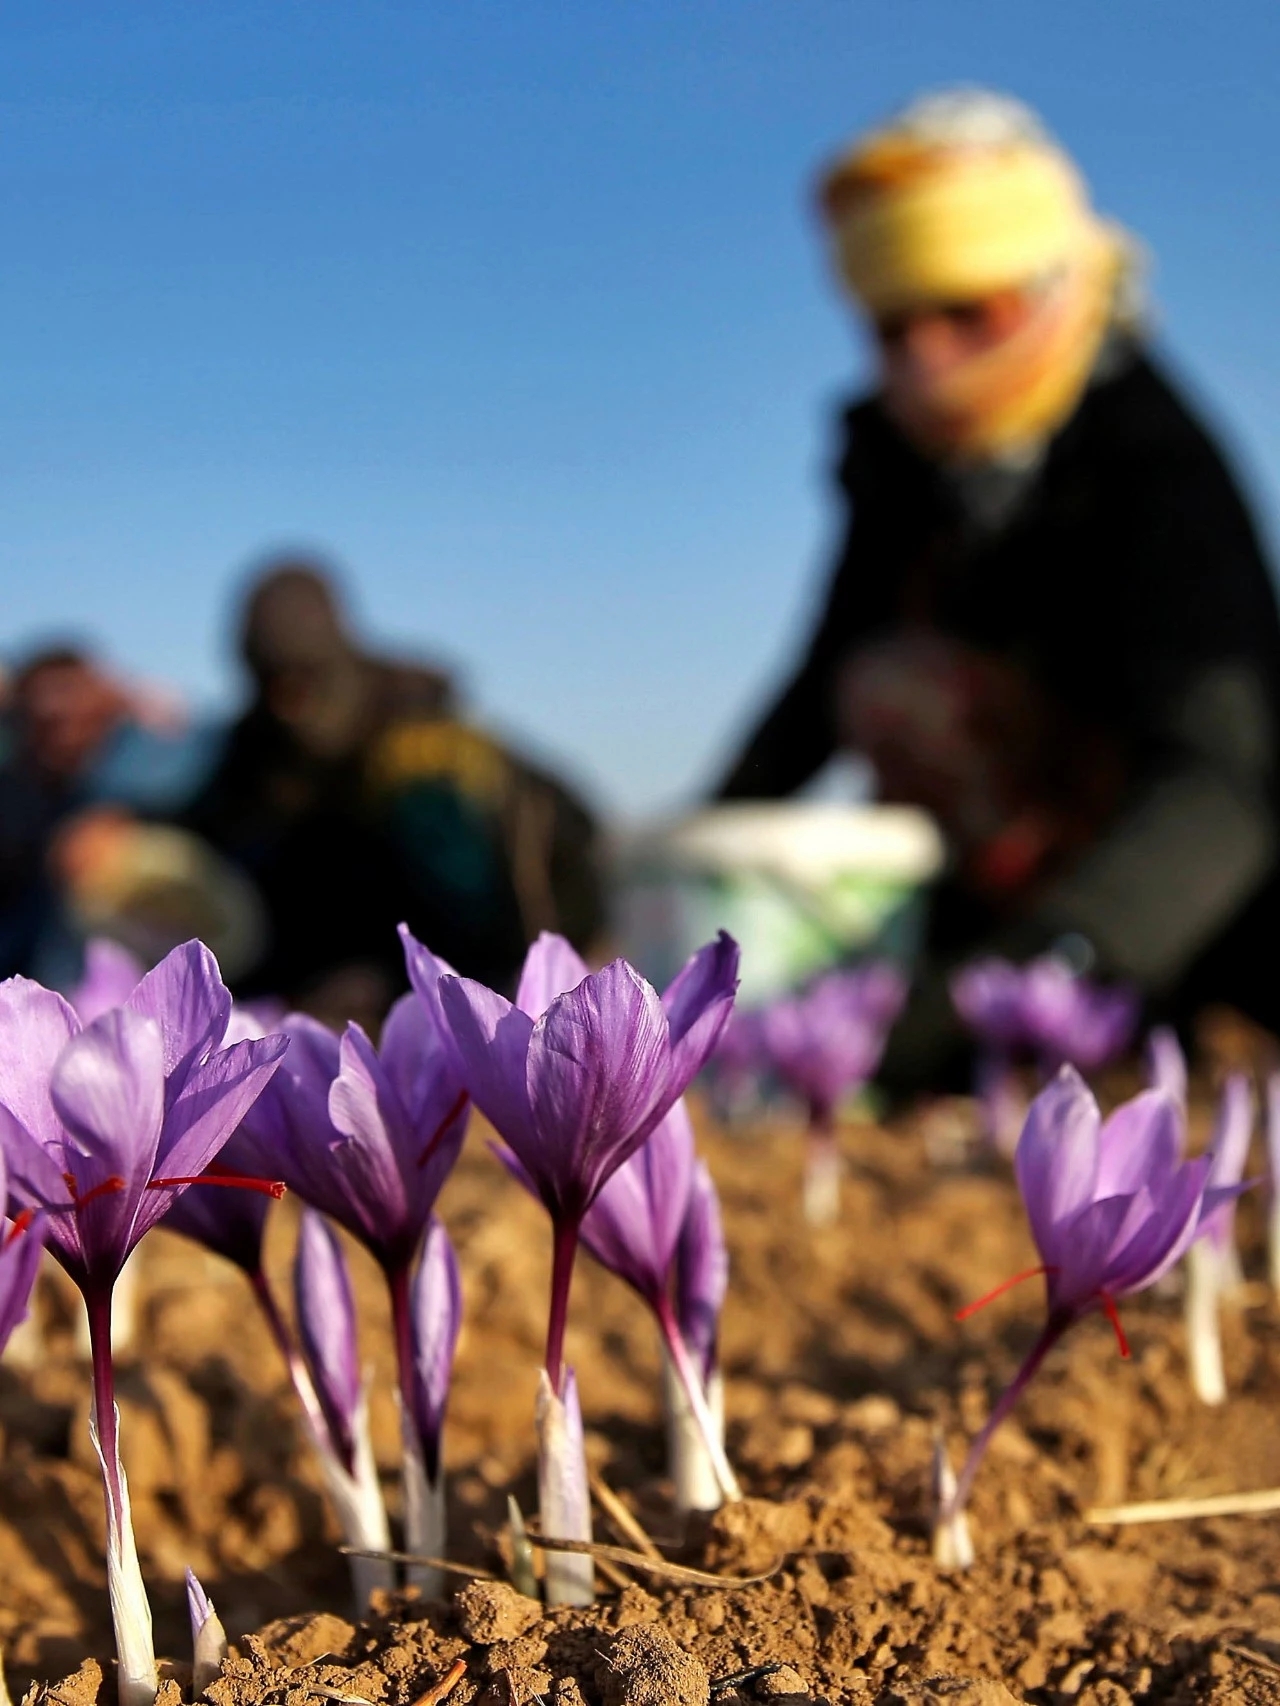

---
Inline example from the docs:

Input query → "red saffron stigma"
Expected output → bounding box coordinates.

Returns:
[417,1089,469,1168]
[1100,1291,1131,1359]
[4,1208,35,1246]
[60,1172,126,1209]
[147,1172,286,1199]
[956,1264,1056,1322]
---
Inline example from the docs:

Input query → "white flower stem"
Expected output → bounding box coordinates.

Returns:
[85,1288,157,1706]
[661,1351,726,1513]
[536,1368,594,1607]
[931,1432,974,1570]
[802,1121,841,1227]
[191,1605,228,1697]
[655,1298,741,1505]
[401,1415,447,1601]
[1185,1240,1226,1406]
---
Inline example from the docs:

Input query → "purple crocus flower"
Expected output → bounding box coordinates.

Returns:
[946,1066,1244,1534]
[0,941,286,1706]
[69,938,146,1025]
[577,1099,696,1308]
[758,963,906,1223]
[951,955,1138,1155]
[242,941,469,1599]
[439,929,738,1393]
[1144,1026,1188,1109]
[293,1207,394,1607]
[401,1216,462,1597]
[760,963,907,1124]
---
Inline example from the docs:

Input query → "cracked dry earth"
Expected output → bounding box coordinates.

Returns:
[8,1071,1280,1705]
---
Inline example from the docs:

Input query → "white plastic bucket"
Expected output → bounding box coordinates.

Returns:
[615,802,944,1004]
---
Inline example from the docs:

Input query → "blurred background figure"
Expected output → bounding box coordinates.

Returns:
[716,88,1280,1086]
[0,646,219,985]
[182,557,604,1027]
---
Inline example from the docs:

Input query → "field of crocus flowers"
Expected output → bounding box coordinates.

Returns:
[5,1038,1280,1706]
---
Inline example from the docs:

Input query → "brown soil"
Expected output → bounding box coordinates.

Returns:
[7,1091,1280,1706]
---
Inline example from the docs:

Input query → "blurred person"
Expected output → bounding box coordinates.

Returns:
[716,90,1280,1081]
[0,646,219,982]
[183,557,603,1024]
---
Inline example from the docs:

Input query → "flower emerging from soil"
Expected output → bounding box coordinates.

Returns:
[294,1207,394,1609]
[185,1568,228,1696]
[0,941,287,1706]
[401,1216,462,1598]
[946,1066,1243,1544]
[439,928,738,1602]
[758,963,907,1224]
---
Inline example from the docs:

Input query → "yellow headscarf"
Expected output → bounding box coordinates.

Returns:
[818,91,1137,460]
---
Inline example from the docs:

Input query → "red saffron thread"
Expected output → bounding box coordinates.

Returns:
[4,1208,35,1246]
[417,1089,469,1168]
[147,1173,286,1198]
[955,1264,1057,1322]
[61,1172,126,1208]
[1100,1291,1130,1359]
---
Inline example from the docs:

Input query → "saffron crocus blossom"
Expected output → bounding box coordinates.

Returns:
[185,1569,228,1697]
[759,963,907,1224]
[440,928,738,1603]
[0,943,286,1706]
[401,1217,462,1599]
[1184,1073,1252,1405]
[574,1101,739,1506]
[245,974,468,1597]
[1145,1026,1188,1108]
[944,1067,1243,1550]
[294,1208,394,1608]
[952,956,1139,1154]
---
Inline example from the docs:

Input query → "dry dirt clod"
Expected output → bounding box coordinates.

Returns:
[599,1626,710,1706]
[454,1583,543,1646]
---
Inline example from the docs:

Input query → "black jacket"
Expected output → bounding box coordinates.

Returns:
[718,347,1280,1022]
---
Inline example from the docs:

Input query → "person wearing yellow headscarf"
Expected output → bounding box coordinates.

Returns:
[716,89,1280,1081]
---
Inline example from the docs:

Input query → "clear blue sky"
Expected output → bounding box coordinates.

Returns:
[4,1,1279,817]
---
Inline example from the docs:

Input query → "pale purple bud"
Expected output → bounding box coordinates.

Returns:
[675,1159,727,1387]
[408,1217,462,1483]
[293,1209,360,1475]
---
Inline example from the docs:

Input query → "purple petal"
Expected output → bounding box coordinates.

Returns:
[1200,1073,1254,1253]
[48,1009,166,1278]
[579,1098,696,1303]
[135,1033,288,1244]
[408,1217,461,1481]
[1014,1067,1102,1266]
[515,933,591,1019]
[1094,1090,1183,1197]
[676,1157,728,1384]
[378,992,464,1127]
[0,977,81,1151]
[1144,1026,1188,1107]
[294,1208,360,1470]
[0,1208,45,1353]
[1046,1192,1136,1314]
[661,933,740,1086]
[526,961,673,1213]
[185,1565,212,1634]
[327,1022,416,1221]
[398,926,463,1070]
[70,939,145,1023]
[1110,1156,1215,1294]
[439,978,538,1159]
[125,940,232,1094]
[950,958,1028,1048]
